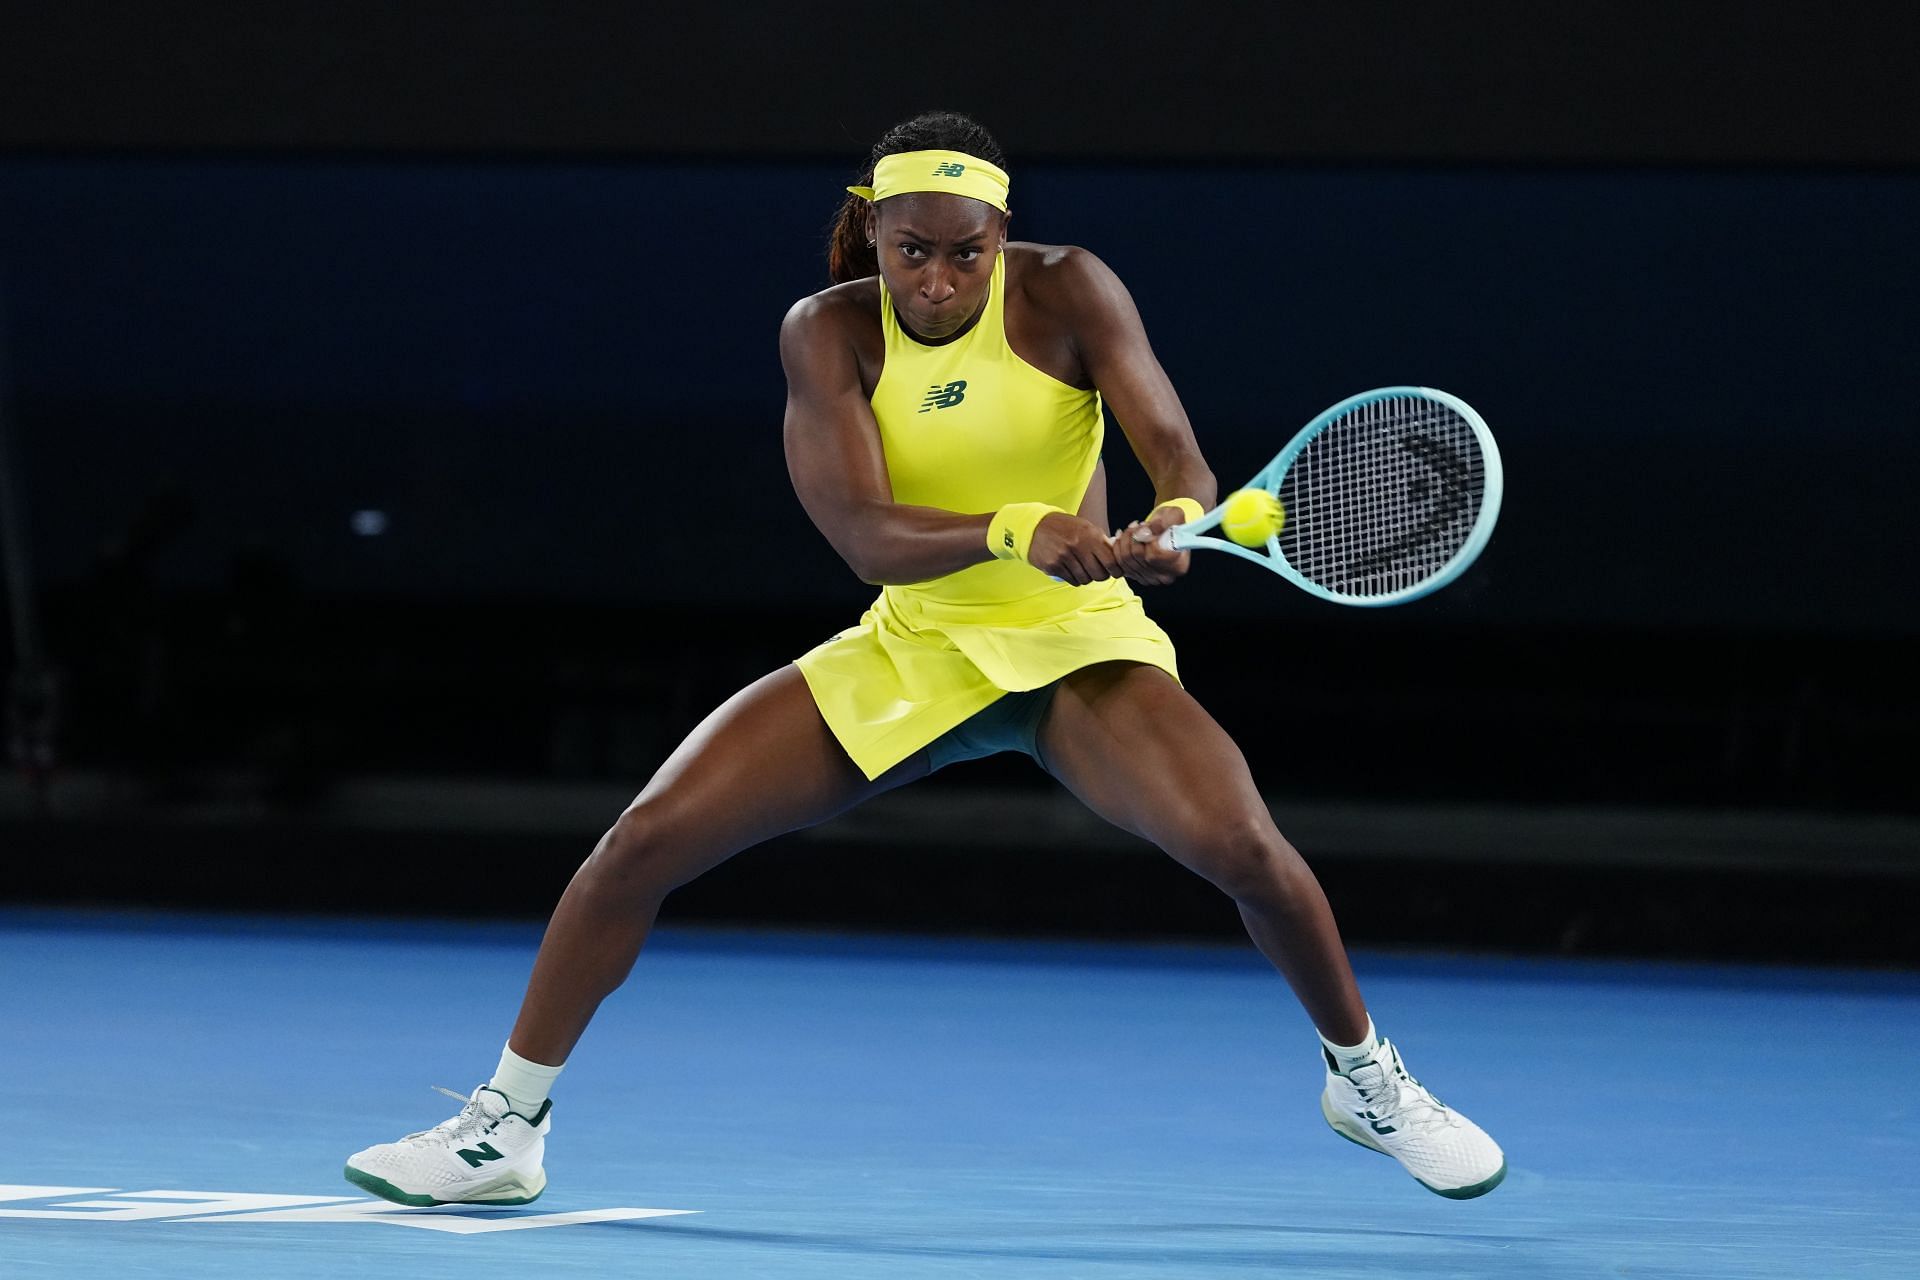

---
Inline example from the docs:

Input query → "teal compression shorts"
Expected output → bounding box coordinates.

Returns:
[924,683,1058,773]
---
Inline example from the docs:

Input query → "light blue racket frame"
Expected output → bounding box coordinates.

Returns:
[1164,386,1504,607]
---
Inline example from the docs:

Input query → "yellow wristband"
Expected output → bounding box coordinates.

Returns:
[1153,497,1206,525]
[987,502,1065,563]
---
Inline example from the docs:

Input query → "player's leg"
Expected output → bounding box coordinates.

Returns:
[346,664,927,1206]
[509,664,926,1065]
[1036,661,1505,1199]
[1035,661,1367,1040]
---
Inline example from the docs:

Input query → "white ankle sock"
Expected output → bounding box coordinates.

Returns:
[489,1043,564,1116]
[1318,1017,1382,1074]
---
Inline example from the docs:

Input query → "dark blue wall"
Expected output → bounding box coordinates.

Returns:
[4,157,1917,631]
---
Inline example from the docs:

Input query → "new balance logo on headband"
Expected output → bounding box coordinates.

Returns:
[932,161,966,177]
[919,380,968,412]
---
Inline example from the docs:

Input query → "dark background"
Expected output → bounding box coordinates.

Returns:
[2,2,1915,963]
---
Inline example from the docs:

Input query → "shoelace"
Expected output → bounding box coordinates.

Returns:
[396,1086,499,1148]
[1347,1061,1457,1135]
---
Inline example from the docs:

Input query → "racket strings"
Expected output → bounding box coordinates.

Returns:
[1278,396,1486,599]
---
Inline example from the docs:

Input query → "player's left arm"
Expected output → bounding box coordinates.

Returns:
[1045,248,1217,585]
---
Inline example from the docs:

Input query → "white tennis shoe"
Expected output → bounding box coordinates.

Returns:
[1320,1039,1506,1199]
[345,1084,551,1206]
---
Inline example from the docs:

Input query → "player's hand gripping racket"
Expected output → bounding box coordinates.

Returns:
[1162,386,1502,606]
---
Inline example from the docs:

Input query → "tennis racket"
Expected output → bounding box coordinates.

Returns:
[1162,386,1502,606]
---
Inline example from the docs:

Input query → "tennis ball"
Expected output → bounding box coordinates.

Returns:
[1220,488,1285,547]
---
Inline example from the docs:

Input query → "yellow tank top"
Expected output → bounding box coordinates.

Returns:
[794,250,1177,780]
[870,252,1112,609]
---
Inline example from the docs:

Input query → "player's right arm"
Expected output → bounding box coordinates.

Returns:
[780,292,1118,586]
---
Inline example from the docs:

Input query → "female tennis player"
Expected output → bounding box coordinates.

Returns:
[345,111,1505,1205]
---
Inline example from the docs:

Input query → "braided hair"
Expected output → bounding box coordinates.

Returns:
[827,111,1008,284]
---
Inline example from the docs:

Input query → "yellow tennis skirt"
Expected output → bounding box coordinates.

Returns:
[794,576,1180,780]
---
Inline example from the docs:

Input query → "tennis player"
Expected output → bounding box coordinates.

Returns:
[345,111,1506,1205]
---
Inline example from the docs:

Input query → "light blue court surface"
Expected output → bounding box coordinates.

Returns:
[4,910,1918,1278]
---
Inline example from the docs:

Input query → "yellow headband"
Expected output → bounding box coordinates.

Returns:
[846,149,1010,212]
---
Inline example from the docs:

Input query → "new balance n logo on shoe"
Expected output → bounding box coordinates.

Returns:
[919,380,967,413]
[456,1143,505,1169]
[933,161,966,177]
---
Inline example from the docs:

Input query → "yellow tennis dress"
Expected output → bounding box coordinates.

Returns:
[795,254,1181,780]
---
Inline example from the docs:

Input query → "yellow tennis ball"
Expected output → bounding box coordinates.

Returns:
[1220,488,1285,546]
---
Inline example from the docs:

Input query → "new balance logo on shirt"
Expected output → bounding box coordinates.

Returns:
[919,380,967,412]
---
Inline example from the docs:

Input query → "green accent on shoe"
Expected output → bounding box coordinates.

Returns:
[343,1164,439,1207]
[456,1141,504,1169]
[1321,1093,1507,1200]
[1427,1161,1507,1200]
[343,1163,548,1208]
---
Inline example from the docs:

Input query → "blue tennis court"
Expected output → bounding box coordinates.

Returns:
[5,908,1917,1277]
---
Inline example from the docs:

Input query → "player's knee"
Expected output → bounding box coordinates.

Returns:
[591,802,693,896]
[1192,816,1307,906]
